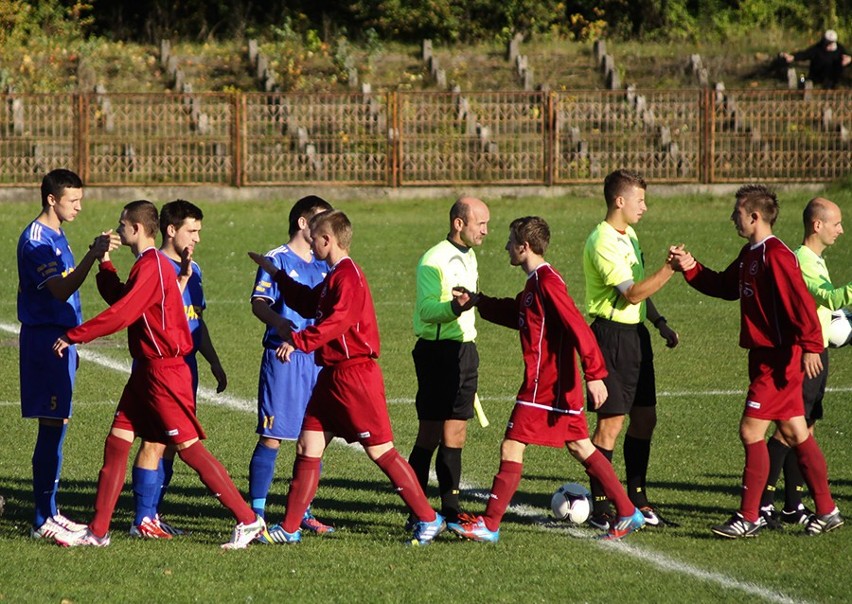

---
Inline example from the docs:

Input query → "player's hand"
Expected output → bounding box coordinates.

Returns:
[843,54,852,67]
[210,362,228,393]
[587,379,608,409]
[275,341,295,363]
[657,322,679,348]
[803,351,823,379]
[668,245,696,272]
[90,230,120,259]
[248,252,278,277]
[52,335,72,358]
[451,286,480,315]
[780,52,793,62]
[179,246,194,279]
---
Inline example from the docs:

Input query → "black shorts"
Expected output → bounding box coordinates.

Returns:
[802,349,828,424]
[412,338,478,421]
[588,318,656,414]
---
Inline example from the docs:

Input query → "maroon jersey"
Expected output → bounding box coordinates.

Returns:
[274,256,380,366]
[477,263,607,413]
[684,236,822,353]
[66,248,192,359]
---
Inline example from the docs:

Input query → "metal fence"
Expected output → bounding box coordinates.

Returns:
[1,90,849,186]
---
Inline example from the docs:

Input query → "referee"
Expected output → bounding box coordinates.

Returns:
[408,196,490,524]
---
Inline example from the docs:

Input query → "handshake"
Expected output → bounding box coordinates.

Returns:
[667,244,696,272]
[451,286,481,315]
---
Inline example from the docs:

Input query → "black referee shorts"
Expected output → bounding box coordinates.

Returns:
[802,348,828,424]
[412,338,478,421]
[588,317,656,415]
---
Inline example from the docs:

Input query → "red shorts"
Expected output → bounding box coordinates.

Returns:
[505,401,589,448]
[745,347,806,421]
[112,357,206,444]
[301,357,394,447]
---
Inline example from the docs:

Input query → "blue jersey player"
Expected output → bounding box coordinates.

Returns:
[98,199,228,539]
[17,168,118,543]
[248,195,336,539]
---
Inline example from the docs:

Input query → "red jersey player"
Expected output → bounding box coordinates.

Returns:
[448,216,645,542]
[53,200,268,549]
[671,184,843,538]
[248,209,445,546]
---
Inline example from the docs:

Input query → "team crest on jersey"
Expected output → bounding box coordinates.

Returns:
[523,292,534,307]
[749,261,759,275]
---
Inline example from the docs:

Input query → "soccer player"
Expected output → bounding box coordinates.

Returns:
[408,196,490,524]
[247,195,335,538]
[671,184,843,538]
[760,197,852,528]
[100,199,228,539]
[17,168,119,543]
[53,200,268,548]
[448,216,645,542]
[582,169,681,529]
[247,210,445,545]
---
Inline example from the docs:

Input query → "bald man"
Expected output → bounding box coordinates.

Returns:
[760,197,852,529]
[408,196,490,525]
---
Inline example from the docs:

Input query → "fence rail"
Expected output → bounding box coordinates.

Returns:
[1,90,849,186]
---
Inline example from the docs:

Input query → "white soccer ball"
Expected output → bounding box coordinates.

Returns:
[550,482,592,525]
[827,309,852,348]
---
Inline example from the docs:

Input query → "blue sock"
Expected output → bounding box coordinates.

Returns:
[156,457,175,513]
[32,422,67,528]
[248,441,279,518]
[132,467,162,525]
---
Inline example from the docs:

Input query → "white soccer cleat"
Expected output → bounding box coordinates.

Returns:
[55,527,111,548]
[31,514,86,542]
[221,514,269,549]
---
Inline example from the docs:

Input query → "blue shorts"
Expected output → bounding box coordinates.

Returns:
[256,347,320,440]
[19,324,77,420]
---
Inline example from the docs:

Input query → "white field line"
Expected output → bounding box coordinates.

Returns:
[0,321,817,603]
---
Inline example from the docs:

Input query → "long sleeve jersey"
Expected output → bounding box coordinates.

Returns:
[67,247,192,359]
[477,263,607,412]
[273,256,380,366]
[683,236,823,353]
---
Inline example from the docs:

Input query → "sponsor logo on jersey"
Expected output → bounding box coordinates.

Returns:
[523,292,534,307]
[185,304,201,321]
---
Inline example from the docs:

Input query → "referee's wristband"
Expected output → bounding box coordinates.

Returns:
[652,315,667,328]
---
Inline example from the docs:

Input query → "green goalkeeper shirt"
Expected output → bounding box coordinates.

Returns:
[583,220,646,324]
[413,238,479,342]
[795,244,852,347]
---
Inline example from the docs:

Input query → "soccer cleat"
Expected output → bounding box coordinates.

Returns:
[31,515,85,542]
[155,515,185,536]
[804,508,844,536]
[758,505,783,530]
[587,510,615,531]
[639,506,660,527]
[221,514,269,549]
[129,516,173,539]
[447,515,498,543]
[597,508,646,540]
[300,509,335,534]
[781,504,815,526]
[409,512,447,546]
[55,528,111,548]
[711,513,761,539]
[403,515,417,532]
[258,523,302,544]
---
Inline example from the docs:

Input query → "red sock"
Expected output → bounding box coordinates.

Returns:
[178,441,254,525]
[794,435,835,515]
[582,449,633,517]
[483,460,523,532]
[740,440,769,522]
[282,454,322,532]
[374,448,435,522]
[90,434,133,537]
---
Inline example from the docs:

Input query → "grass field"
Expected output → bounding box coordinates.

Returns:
[1,184,851,603]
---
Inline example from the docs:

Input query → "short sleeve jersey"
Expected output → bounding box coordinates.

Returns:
[252,244,328,348]
[17,220,82,328]
[168,257,205,353]
[583,221,646,324]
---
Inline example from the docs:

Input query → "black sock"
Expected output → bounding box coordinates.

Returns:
[624,435,651,507]
[436,444,462,520]
[407,445,434,493]
[782,446,805,511]
[590,446,614,515]
[761,438,790,508]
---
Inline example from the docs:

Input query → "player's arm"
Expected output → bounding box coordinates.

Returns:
[802,263,852,311]
[645,298,678,348]
[682,255,741,300]
[196,317,227,393]
[769,252,823,355]
[44,231,119,302]
[248,252,321,318]
[95,260,125,304]
[617,262,675,305]
[476,292,520,329]
[291,269,361,353]
[416,264,463,323]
